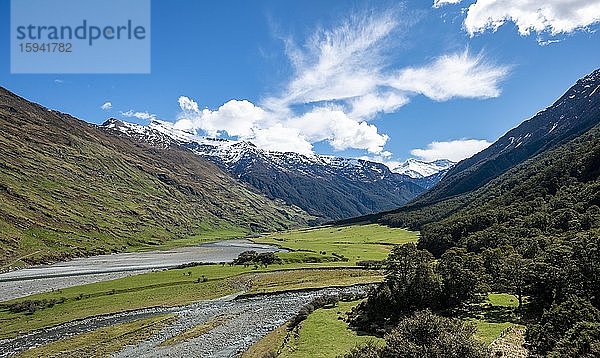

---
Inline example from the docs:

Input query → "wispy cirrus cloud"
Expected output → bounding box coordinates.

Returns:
[411,139,492,162]
[175,8,508,156]
[389,50,509,101]
[101,102,112,110]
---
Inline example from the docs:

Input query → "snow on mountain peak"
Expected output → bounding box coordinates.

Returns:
[393,158,455,178]
[101,118,454,183]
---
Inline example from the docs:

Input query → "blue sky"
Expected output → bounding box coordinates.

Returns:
[1,0,600,165]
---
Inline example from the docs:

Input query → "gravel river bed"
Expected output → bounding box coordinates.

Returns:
[0,285,371,358]
[0,240,285,301]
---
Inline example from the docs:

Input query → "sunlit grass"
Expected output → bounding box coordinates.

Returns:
[255,224,418,263]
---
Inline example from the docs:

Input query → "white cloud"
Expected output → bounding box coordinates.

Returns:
[178,96,199,113]
[176,99,389,154]
[411,139,492,162]
[349,92,409,119]
[290,107,389,153]
[121,110,156,121]
[101,102,112,110]
[461,0,600,36]
[433,0,463,8]
[389,50,509,101]
[173,10,508,158]
[252,124,313,154]
[178,97,267,138]
[272,11,397,107]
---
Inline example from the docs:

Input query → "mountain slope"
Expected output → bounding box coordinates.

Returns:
[380,120,600,254]
[417,69,600,204]
[102,119,444,220]
[423,121,600,252]
[0,87,310,266]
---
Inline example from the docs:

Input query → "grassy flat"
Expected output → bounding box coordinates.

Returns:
[0,267,381,339]
[254,224,418,263]
[243,300,382,358]
[464,293,523,346]
[246,268,382,294]
[281,300,382,357]
[486,293,520,308]
[15,314,177,358]
[1,223,413,341]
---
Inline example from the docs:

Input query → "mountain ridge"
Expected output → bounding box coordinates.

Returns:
[101,119,452,220]
[416,68,600,204]
[392,159,455,179]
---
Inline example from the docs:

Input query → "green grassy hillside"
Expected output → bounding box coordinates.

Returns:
[0,87,311,266]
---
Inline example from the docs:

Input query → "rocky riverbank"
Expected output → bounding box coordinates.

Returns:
[0,285,371,358]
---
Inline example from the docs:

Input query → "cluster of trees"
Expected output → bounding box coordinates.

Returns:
[349,244,486,333]
[353,124,600,356]
[233,251,280,267]
[350,239,600,356]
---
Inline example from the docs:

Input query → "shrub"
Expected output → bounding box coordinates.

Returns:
[344,340,384,358]
[347,310,488,358]
[356,260,384,269]
[527,296,600,355]
[3,298,66,314]
[549,321,600,358]
[288,295,340,330]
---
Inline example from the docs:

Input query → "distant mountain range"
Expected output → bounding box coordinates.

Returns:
[101,119,453,220]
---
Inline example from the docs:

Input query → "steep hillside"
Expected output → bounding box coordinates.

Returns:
[102,119,444,220]
[0,87,310,266]
[382,119,600,256]
[418,69,600,204]
[339,69,600,228]
[349,122,599,356]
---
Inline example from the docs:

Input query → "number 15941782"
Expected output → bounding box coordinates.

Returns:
[19,43,72,52]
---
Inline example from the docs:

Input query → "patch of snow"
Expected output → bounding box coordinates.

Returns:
[393,159,455,178]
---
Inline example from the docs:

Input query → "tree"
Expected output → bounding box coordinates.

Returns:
[482,246,531,312]
[256,252,279,266]
[347,310,488,358]
[350,244,441,332]
[548,321,600,358]
[526,296,600,355]
[233,250,258,265]
[384,243,442,311]
[438,248,487,308]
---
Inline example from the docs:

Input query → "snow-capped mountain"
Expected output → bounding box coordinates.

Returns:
[393,159,455,179]
[101,118,449,220]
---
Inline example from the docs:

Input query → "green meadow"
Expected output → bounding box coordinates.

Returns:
[1,224,413,339]
[255,224,418,263]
